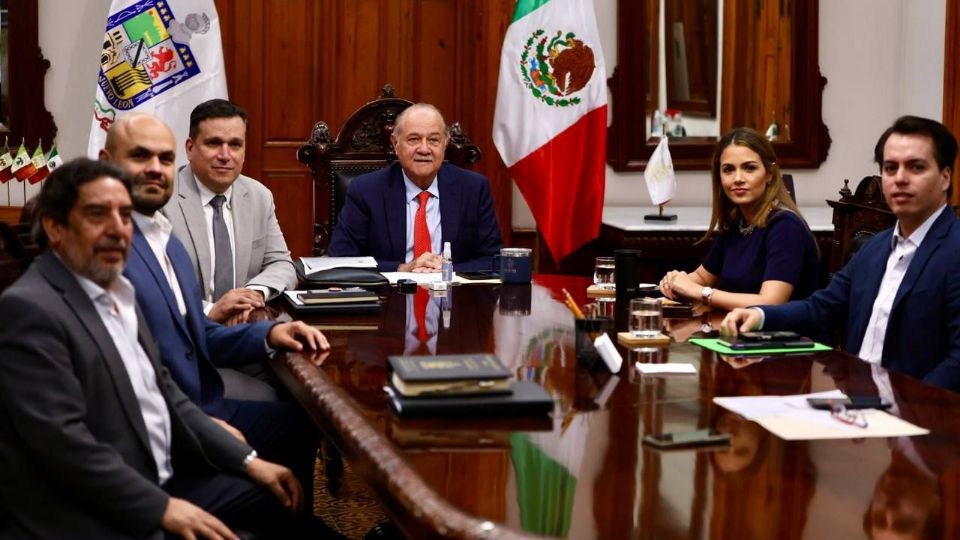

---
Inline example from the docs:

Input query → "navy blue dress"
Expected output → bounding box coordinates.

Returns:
[702,210,818,300]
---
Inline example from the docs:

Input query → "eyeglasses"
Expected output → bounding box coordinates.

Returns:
[828,399,868,429]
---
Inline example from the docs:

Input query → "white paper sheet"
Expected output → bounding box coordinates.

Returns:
[713,390,930,440]
[300,256,377,274]
[635,362,697,375]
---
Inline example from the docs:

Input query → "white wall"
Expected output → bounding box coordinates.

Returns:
[39,0,946,227]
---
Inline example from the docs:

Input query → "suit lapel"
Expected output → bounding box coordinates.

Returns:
[891,207,953,312]
[131,224,191,339]
[438,165,461,247]
[232,178,251,287]
[175,166,213,297]
[37,252,154,456]
[385,165,407,261]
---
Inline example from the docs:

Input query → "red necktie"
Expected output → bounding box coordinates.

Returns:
[413,191,431,259]
[414,287,429,344]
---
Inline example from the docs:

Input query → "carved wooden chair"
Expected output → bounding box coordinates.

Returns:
[297,84,481,255]
[826,175,895,278]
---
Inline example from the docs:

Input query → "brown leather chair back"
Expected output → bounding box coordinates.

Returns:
[297,84,481,255]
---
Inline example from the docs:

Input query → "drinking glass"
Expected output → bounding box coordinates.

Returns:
[630,297,663,337]
[594,256,616,288]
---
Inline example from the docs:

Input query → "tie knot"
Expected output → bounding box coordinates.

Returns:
[210,194,227,209]
[417,191,430,206]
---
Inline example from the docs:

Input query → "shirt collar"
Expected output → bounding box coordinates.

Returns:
[195,174,234,208]
[892,204,946,249]
[132,210,173,236]
[401,169,439,202]
[70,264,136,308]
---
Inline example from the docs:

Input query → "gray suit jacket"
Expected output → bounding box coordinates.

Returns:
[163,164,297,300]
[0,252,253,539]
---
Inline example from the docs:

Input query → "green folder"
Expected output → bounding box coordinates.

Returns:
[689,337,832,355]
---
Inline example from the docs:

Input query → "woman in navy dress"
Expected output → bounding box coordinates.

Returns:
[659,128,818,310]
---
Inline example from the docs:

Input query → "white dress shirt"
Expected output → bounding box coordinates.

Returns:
[404,293,440,355]
[857,205,944,364]
[74,271,174,483]
[402,171,442,262]
[133,211,187,317]
[195,177,270,308]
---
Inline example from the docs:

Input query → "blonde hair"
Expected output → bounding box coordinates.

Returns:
[701,127,809,245]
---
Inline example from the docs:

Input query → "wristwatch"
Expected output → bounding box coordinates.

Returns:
[242,449,258,468]
[700,287,714,306]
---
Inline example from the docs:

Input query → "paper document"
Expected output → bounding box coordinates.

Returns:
[635,363,697,375]
[713,390,929,440]
[300,256,377,274]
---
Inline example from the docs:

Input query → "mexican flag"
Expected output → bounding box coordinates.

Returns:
[28,143,49,184]
[11,142,37,182]
[46,144,64,173]
[87,0,227,167]
[493,0,607,263]
[0,142,13,183]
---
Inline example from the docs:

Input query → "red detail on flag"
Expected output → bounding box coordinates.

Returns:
[509,106,607,262]
[0,167,12,184]
[13,162,37,182]
[28,166,49,184]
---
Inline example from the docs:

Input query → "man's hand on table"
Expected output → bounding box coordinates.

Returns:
[397,253,442,273]
[209,288,265,325]
[267,321,330,352]
[720,308,763,336]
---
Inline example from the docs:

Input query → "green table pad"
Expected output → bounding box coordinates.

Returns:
[689,338,833,356]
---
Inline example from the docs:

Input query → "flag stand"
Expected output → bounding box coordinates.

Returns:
[644,204,677,222]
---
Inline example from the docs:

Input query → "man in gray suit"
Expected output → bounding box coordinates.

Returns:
[0,159,325,539]
[163,99,297,325]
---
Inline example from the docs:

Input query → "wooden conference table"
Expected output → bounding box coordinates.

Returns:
[272,275,960,540]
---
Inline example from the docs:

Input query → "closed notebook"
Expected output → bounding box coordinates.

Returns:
[388,353,511,397]
[298,288,379,305]
[386,381,554,418]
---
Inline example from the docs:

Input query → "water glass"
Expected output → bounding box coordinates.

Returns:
[594,256,615,288]
[629,297,663,337]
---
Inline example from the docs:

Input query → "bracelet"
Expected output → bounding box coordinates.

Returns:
[242,449,258,468]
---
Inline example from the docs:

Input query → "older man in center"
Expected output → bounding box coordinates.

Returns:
[328,103,503,272]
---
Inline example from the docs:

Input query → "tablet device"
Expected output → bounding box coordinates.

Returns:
[807,397,892,410]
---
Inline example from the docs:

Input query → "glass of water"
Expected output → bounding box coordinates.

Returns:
[594,256,616,288]
[630,297,663,337]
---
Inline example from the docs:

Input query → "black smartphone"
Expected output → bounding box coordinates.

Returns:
[642,429,731,449]
[457,271,500,280]
[719,331,815,350]
[740,331,803,341]
[807,396,892,410]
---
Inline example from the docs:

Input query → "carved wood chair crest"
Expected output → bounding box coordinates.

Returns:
[297,84,480,254]
[827,175,895,276]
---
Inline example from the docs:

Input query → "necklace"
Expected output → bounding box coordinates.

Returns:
[738,219,756,236]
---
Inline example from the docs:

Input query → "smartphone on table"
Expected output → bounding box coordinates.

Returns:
[642,429,731,450]
[719,330,815,350]
[807,396,892,410]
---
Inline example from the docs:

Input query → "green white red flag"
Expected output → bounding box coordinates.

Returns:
[0,141,13,184]
[28,143,49,184]
[46,144,64,173]
[11,142,37,182]
[493,0,607,262]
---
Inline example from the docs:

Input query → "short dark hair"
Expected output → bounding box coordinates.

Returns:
[188,98,248,139]
[33,158,131,247]
[874,115,957,197]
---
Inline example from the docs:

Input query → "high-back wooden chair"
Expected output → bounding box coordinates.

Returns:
[297,84,481,255]
[826,176,896,277]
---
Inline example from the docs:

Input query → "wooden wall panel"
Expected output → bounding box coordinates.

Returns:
[215,0,514,258]
[944,0,960,208]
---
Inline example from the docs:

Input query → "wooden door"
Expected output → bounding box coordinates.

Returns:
[214,0,514,258]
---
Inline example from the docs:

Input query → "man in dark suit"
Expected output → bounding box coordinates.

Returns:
[722,116,960,392]
[0,159,324,539]
[328,103,503,272]
[100,113,334,522]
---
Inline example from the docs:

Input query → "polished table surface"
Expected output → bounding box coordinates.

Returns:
[273,276,960,540]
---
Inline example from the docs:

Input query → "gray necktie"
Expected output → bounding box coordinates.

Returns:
[210,194,233,300]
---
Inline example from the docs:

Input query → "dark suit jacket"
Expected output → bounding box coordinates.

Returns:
[0,252,252,539]
[328,162,503,272]
[763,206,960,392]
[125,222,273,419]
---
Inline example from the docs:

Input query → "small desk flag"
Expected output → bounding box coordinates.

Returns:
[87,0,228,167]
[643,136,677,207]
